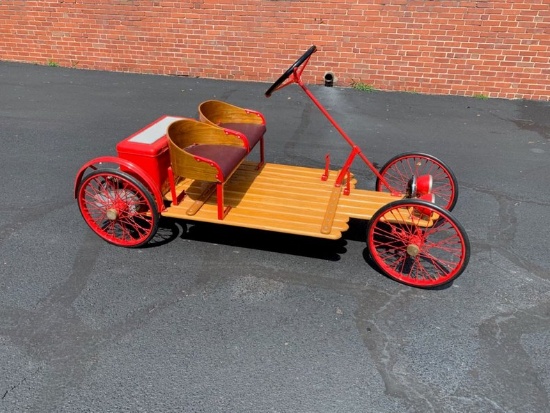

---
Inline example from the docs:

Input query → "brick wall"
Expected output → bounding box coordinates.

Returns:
[1,0,548,100]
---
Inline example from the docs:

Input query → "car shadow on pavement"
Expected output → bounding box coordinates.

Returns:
[149,217,354,261]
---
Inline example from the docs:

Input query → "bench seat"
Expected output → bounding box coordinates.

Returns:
[185,144,247,181]
[199,100,267,166]
[167,118,248,219]
[218,123,266,149]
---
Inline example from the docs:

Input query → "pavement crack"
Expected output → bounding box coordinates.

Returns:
[355,289,438,411]
[462,182,550,208]
[477,305,550,411]
[496,246,550,281]
[461,181,550,279]
[1,366,42,400]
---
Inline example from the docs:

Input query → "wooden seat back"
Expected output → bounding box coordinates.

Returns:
[167,118,245,182]
[199,100,265,126]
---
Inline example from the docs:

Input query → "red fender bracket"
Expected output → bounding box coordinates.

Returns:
[74,156,165,212]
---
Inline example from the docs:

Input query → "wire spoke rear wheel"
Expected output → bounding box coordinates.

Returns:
[77,169,159,247]
[376,152,458,211]
[367,199,469,288]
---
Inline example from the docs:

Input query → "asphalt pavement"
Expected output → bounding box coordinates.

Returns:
[1,61,549,413]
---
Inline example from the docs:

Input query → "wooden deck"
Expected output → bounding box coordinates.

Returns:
[161,162,401,239]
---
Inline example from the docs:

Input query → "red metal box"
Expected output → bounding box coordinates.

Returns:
[116,115,184,194]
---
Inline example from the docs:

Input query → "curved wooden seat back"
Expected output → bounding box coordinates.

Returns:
[199,100,265,126]
[167,118,244,182]
[198,100,266,167]
[166,118,248,220]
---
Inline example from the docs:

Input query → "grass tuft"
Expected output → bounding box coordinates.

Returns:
[350,80,376,92]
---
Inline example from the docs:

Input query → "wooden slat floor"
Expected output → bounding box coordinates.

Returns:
[162,162,401,239]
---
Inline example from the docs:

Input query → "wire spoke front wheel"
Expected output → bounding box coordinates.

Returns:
[367,199,470,288]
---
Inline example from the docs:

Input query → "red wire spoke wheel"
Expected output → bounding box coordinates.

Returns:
[77,169,159,247]
[367,199,470,288]
[376,152,459,211]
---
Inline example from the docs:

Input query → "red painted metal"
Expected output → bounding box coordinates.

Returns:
[287,65,396,194]
[367,200,469,287]
[167,166,179,206]
[74,156,164,212]
[76,115,191,212]
[375,153,458,211]
[222,128,249,151]
[116,115,183,196]
[416,174,433,195]
[245,108,266,123]
[217,183,231,220]
[344,170,351,196]
[77,169,159,247]
[248,109,266,170]
[268,50,397,194]
[191,155,223,181]
[322,153,330,181]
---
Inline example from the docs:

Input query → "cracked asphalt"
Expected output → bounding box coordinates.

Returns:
[1,61,549,413]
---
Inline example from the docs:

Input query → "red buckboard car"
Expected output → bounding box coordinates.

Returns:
[75,46,470,288]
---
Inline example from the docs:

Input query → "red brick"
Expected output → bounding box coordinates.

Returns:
[0,0,547,100]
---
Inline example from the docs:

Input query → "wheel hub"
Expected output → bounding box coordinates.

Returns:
[406,234,424,257]
[406,243,420,257]
[106,198,130,221]
[106,208,118,220]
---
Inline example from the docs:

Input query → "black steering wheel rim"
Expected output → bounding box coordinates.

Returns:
[265,45,317,97]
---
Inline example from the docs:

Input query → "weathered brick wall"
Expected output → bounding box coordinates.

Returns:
[1,0,548,100]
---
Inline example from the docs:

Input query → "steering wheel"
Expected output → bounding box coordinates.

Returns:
[265,45,317,97]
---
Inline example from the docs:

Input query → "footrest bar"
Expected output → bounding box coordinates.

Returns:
[321,185,343,234]
[186,183,217,216]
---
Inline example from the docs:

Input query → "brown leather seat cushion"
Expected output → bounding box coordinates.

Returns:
[185,144,247,181]
[219,123,266,149]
